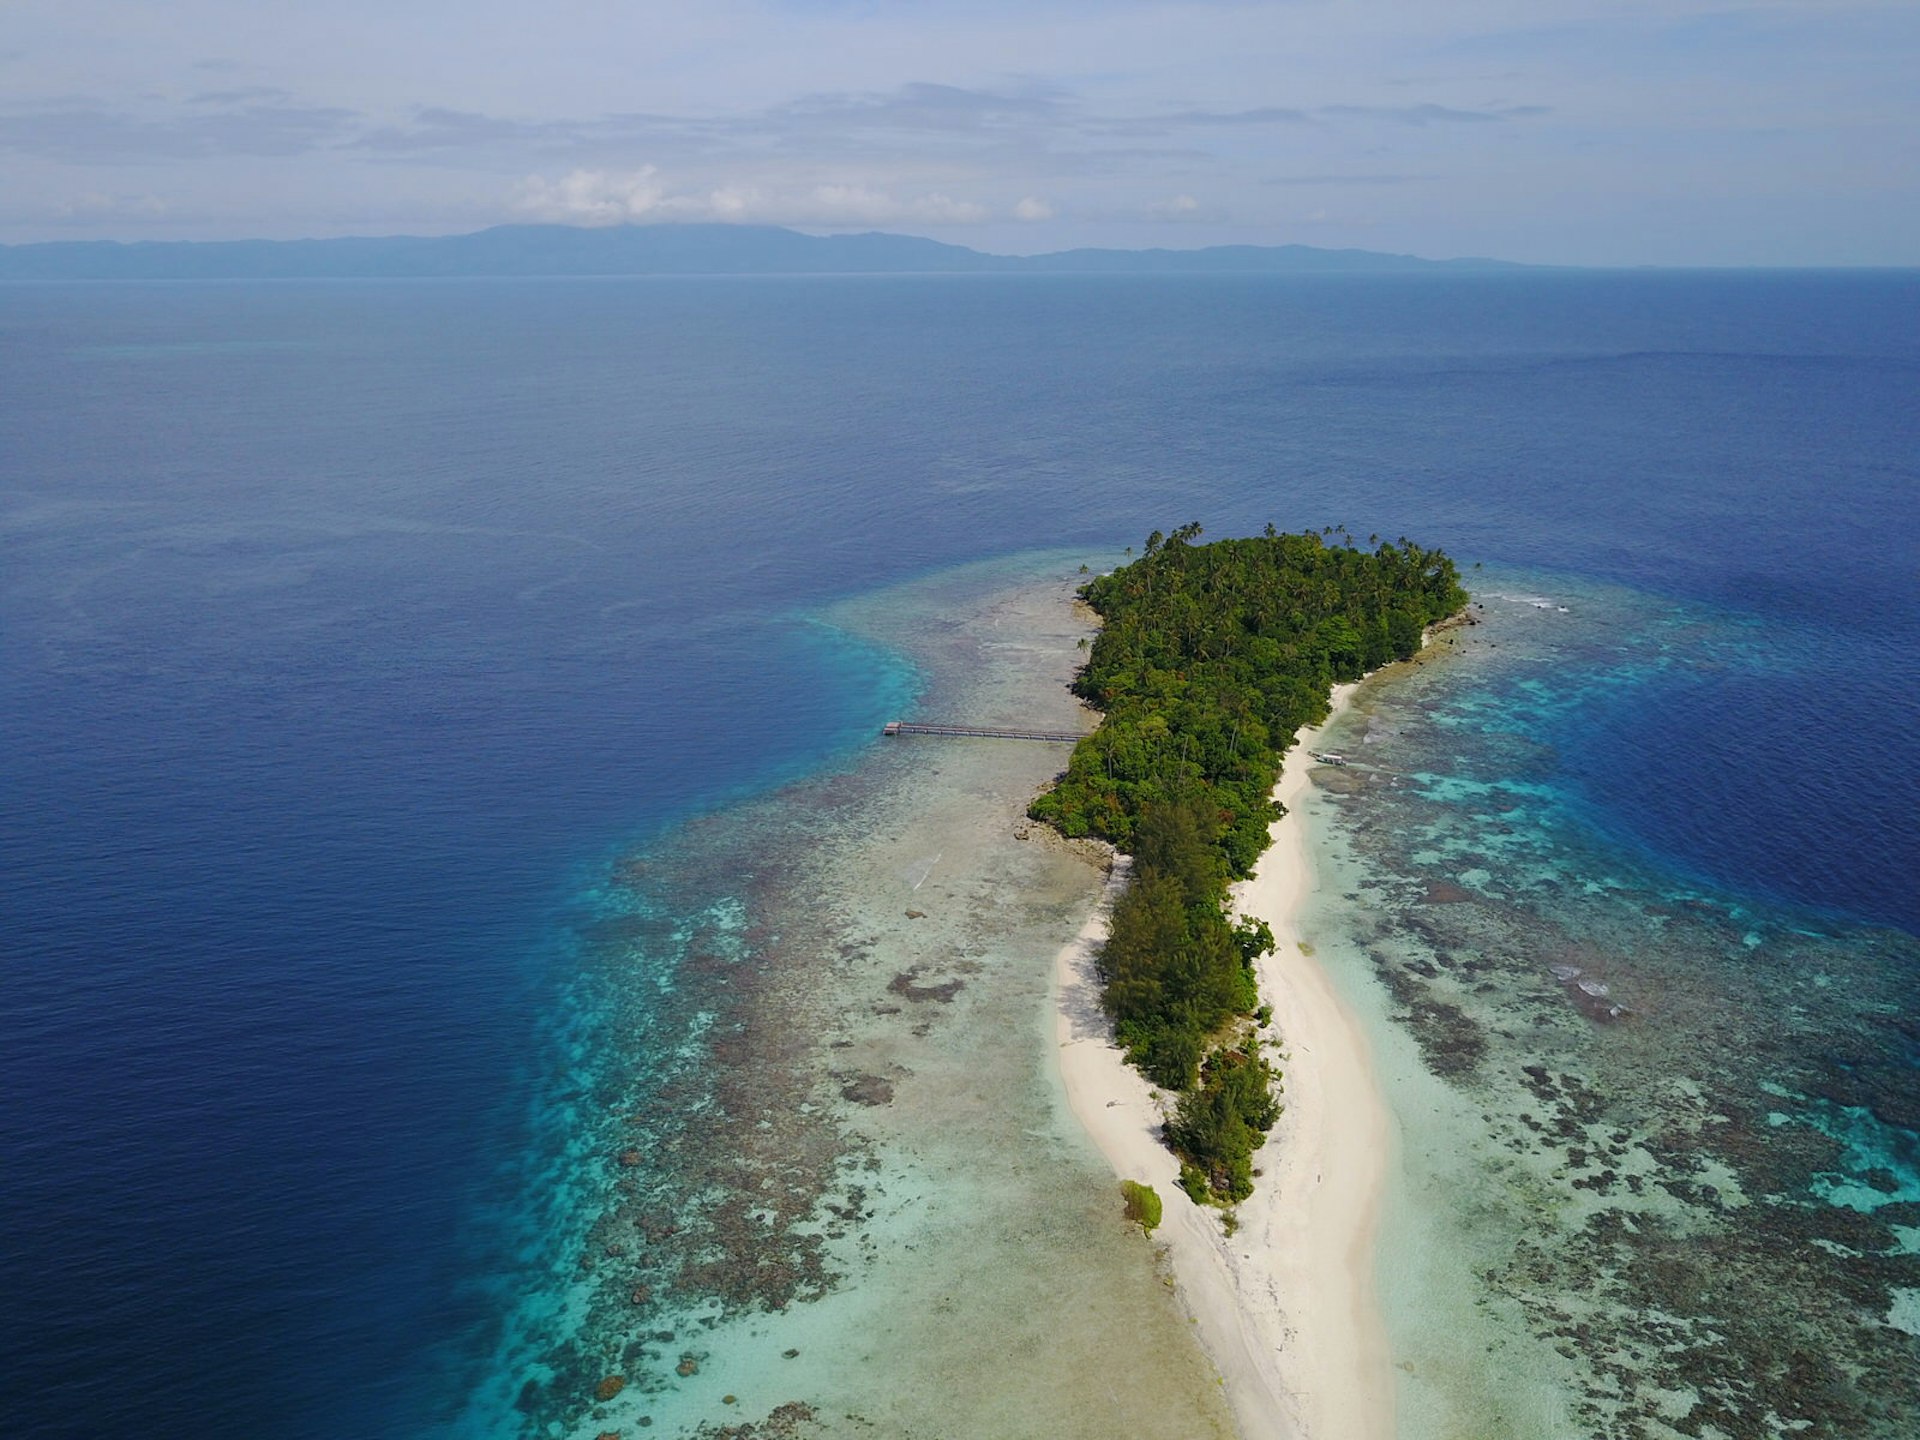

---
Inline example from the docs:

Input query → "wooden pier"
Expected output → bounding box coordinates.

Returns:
[883,721,1086,744]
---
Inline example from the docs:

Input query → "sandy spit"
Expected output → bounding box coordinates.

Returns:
[1052,682,1395,1440]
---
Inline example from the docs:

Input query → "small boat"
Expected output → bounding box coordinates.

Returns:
[1310,751,1349,767]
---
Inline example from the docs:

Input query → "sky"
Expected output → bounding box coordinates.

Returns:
[1,1,1915,265]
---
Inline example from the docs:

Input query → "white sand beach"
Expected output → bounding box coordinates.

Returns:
[1053,681,1395,1440]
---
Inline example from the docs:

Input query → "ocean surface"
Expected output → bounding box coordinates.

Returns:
[2,271,1916,1438]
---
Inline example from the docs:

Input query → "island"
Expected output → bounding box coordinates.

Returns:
[1035,523,1469,1202]
[1032,524,1468,1439]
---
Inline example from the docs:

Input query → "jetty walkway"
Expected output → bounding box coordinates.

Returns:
[883,721,1086,744]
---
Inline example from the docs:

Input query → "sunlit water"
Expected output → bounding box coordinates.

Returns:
[2,272,1915,1437]
[1300,578,1920,1437]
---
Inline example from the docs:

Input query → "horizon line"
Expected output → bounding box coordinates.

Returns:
[0,221,1914,273]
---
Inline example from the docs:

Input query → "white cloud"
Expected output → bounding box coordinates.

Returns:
[798,184,988,225]
[676,189,766,220]
[513,168,668,223]
[1013,195,1053,221]
[4,0,1915,260]
[513,168,991,227]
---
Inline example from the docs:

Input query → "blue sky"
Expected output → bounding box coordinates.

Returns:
[1,0,1914,263]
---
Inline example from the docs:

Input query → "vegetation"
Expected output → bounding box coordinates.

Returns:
[1166,1044,1281,1203]
[1120,1179,1163,1234]
[1034,525,1468,1202]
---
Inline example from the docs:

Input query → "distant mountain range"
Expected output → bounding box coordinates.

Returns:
[0,223,1529,281]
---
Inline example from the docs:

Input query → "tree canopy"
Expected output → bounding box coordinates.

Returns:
[1034,525,1468,1202]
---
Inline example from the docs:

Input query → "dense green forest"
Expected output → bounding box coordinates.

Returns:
[1033,525,1468,1203]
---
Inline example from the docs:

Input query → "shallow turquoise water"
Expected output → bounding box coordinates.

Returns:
[1302,576,1920,1438]
[3,272,1915,1437]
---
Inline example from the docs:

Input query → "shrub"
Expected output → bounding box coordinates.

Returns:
[1167,1046,1281,1204]
[1120,1179,1163,1233]
[1178,1163,1211,1205]
[1137,1024,1203,1092]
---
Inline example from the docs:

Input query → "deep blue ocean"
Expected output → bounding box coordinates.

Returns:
[3,272,1916,1439]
